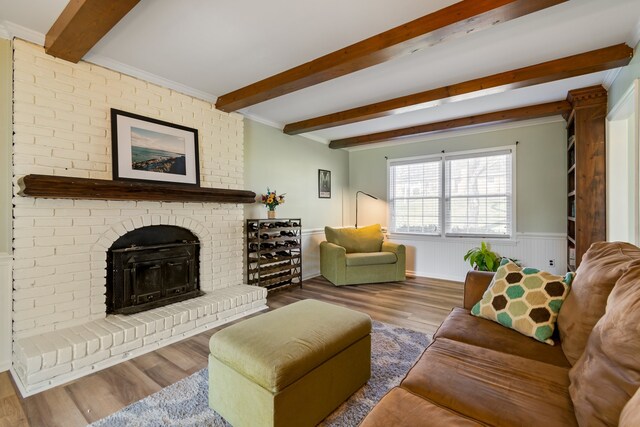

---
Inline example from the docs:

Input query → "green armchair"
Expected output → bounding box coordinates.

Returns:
[320,224,406,286]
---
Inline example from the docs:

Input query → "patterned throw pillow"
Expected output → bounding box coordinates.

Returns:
[471,259,574,345]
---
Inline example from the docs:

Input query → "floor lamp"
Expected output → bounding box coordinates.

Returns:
[355,191,378,229]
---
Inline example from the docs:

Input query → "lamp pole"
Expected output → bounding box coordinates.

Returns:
[355,191,378,229]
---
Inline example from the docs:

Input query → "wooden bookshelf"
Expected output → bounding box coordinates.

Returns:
[565,85,607,271]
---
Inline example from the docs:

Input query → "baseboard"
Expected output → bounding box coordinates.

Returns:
[406,270,464,283]
[303,270,321,281]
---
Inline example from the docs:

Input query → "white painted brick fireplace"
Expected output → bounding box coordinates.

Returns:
[10,40,267,395]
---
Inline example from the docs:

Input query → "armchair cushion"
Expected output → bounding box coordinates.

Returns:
[345,252,397,267]
[324,224,383,253]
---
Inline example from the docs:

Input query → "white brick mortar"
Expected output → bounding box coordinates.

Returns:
[13,285,268,396]
[10,40,253,392]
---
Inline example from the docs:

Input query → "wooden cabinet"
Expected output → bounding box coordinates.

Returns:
[565,85,607,271]
[246,218,302,291]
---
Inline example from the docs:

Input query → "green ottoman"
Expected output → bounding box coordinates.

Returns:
[209,299,372,427]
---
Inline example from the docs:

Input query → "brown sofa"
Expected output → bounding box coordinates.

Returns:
[360,242,640,427]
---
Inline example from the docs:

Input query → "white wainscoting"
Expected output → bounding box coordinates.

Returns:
[301,229,325,280]
[300,230,566,284]
[0,253,12,372]
[390,233,567,282]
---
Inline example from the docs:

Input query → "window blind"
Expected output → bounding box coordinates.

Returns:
[444,150,512,237]
[389,158,442,234]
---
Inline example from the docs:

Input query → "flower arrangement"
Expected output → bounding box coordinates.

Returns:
[260,188,285,211]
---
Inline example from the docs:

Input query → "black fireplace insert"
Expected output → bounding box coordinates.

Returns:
[106,225,202,315]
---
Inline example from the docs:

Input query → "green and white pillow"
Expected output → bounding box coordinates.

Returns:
[471,259,574,345]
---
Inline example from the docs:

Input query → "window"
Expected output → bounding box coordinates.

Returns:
[389,148,514,238]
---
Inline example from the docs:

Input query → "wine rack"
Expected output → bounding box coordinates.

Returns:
[246,218,302,291]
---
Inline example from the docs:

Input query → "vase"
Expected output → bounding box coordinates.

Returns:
[267,210,276,219]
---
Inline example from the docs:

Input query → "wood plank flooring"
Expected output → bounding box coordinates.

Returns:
[0,275,463,427]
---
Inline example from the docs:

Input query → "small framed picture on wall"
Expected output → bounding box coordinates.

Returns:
[318,169,331,198]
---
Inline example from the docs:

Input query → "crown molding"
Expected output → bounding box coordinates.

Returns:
[602,68,623,90]
[0,24,10,40]
[1,21,45,45]
[298,132,329,145]
[629,18,640,47]
[346,116,565,152]
[83,53,218,103]
[241,113,329,145]
[1,20,219,104]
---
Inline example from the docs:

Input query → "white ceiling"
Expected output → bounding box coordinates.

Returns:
[1,0,640,147]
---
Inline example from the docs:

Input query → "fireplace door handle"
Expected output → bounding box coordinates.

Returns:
[147,295,154,300]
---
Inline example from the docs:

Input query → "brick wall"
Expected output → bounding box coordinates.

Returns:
[11,40,246,340]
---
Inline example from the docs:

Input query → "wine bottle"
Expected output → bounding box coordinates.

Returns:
[249,223,258,231]
[280,231,295,237]
[260,233,270,240]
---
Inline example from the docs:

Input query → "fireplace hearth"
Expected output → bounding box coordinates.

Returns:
[107,225,202,314]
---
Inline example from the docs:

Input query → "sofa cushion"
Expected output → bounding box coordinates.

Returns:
[558,241,640,365]
[345,252,397,267]
[620,387,640,427]
[401,338,577,427]
[471,259,574,345]
[324,224,383,253]
[569,261,640,427]
[435,307,570,367]
[359,387,483,427]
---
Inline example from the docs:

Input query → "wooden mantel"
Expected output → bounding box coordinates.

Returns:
[18,175,257,204]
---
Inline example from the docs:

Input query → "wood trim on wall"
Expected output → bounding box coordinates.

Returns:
[215,0,567,112]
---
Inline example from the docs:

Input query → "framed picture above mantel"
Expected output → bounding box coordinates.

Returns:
[111,109,200,186]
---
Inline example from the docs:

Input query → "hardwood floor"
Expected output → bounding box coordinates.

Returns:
[0,275,463,427]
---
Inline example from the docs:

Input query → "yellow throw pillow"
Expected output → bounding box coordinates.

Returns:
[324,224,383,253]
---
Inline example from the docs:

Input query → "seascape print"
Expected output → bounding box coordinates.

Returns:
[130,127,186,175]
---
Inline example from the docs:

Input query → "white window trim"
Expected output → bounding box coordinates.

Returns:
[387,145,517,241]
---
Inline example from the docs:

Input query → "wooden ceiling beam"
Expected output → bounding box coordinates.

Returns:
[328,100,572,149]
[215,0,567,112]
[285,44,633,135]
[45,0,140,63]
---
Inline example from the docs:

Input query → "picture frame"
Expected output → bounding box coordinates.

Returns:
[110,109,200,186]
[318,169,331,198]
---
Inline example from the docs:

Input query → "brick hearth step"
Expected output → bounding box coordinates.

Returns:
[13,284,267,396]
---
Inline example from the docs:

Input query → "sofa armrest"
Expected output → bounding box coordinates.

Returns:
[382,241,406,281]
[381,241,404,255]
[463,271,495,310]
[320,241,347,285]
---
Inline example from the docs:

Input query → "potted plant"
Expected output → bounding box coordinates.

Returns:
[464,241,502,272]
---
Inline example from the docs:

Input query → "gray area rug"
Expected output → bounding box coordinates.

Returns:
[91,321,431,427]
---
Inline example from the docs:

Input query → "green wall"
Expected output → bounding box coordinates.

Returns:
[244,120,349,229]
[0,39,11,254]
[348,121,568,233]
[609,40,640,111]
